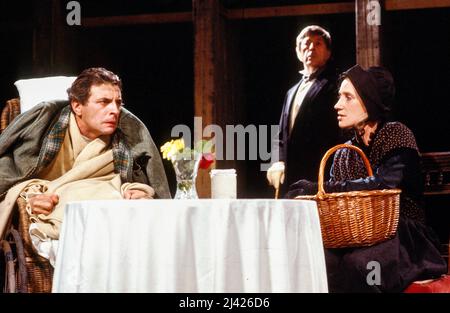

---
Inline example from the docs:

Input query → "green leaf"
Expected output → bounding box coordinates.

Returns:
[194,138,215,154]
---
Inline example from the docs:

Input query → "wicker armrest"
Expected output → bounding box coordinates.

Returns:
[2,198,53,293]
[16,197,54,293]
[1,98,21,133]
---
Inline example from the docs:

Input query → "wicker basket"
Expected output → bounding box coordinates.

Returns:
[296,143,400,248]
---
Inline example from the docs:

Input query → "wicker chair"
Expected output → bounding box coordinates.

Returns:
[1,99,54,293]
[422,151,450,268]
[404,151,450,292]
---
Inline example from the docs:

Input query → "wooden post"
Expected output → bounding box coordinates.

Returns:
[32,0,76,75]
[356,0,382,68]
[53,0,77,74]
[32,0,54,75]
[193,0,242,198]
[193,0,223,198]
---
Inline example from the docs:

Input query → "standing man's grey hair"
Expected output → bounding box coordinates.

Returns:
[296,25,332,50]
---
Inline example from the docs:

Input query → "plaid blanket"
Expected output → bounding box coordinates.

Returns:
[37,105,133,182]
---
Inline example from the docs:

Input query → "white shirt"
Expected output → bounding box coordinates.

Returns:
[289,78,315,132]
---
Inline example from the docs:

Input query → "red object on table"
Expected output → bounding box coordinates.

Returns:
[199,153,214,169]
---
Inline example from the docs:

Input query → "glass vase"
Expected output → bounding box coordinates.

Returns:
[172,152,201,199]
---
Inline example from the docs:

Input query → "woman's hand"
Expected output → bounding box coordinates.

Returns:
[287,179,318,198]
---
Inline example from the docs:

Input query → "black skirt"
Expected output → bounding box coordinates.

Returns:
[325,216,447,293]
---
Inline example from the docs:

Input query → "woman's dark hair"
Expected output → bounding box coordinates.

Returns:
[67,67,122,104]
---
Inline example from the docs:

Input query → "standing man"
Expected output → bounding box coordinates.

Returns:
[267,25,340,195]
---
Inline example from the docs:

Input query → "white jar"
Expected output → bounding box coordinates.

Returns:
[210,169,237,199]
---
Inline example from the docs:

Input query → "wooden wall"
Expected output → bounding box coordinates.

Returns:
[1,0,449,199]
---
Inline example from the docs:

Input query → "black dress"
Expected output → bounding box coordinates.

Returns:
[289,122,447,292]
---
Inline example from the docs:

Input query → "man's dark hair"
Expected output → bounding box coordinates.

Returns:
[68,67,122,104]
[296,25,332,50]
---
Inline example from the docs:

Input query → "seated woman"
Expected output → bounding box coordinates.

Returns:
[288,65,447,292]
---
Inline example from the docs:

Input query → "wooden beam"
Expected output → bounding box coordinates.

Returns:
[356,0,381,68]
[226,2,354,19]
[82,12,192,27]
[77,1,450,28]
[79,3,355,28]
[386,0,450,11]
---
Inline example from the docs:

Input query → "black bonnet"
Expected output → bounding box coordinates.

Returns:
[341,64,394,121]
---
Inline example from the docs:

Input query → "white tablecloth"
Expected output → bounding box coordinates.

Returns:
[52,199,327,293]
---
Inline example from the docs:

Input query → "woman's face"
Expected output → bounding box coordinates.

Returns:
[334,78,369,129]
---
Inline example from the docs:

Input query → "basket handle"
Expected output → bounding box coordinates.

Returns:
[317,143,373,197]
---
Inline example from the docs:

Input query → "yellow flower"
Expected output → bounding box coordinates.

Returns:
[174,138,185,151]
[160,140,172,160]
[160,138,185,161]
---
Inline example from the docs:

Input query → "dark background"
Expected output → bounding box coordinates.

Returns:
[1,1,449,201]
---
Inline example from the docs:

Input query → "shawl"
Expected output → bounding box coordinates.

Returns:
[332,122,425,222]
[332,122,418,181]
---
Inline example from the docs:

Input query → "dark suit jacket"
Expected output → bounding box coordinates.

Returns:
[273,64,341,192]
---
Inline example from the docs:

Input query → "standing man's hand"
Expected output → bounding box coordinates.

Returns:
[29,194,59,215]
[266,161,285,190]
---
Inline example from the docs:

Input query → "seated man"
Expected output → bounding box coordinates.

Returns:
[0,67,170,262]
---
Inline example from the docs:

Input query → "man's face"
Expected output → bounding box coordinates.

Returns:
[71,83,122,139]
[334,78,368,129]
[296,33,331,71]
